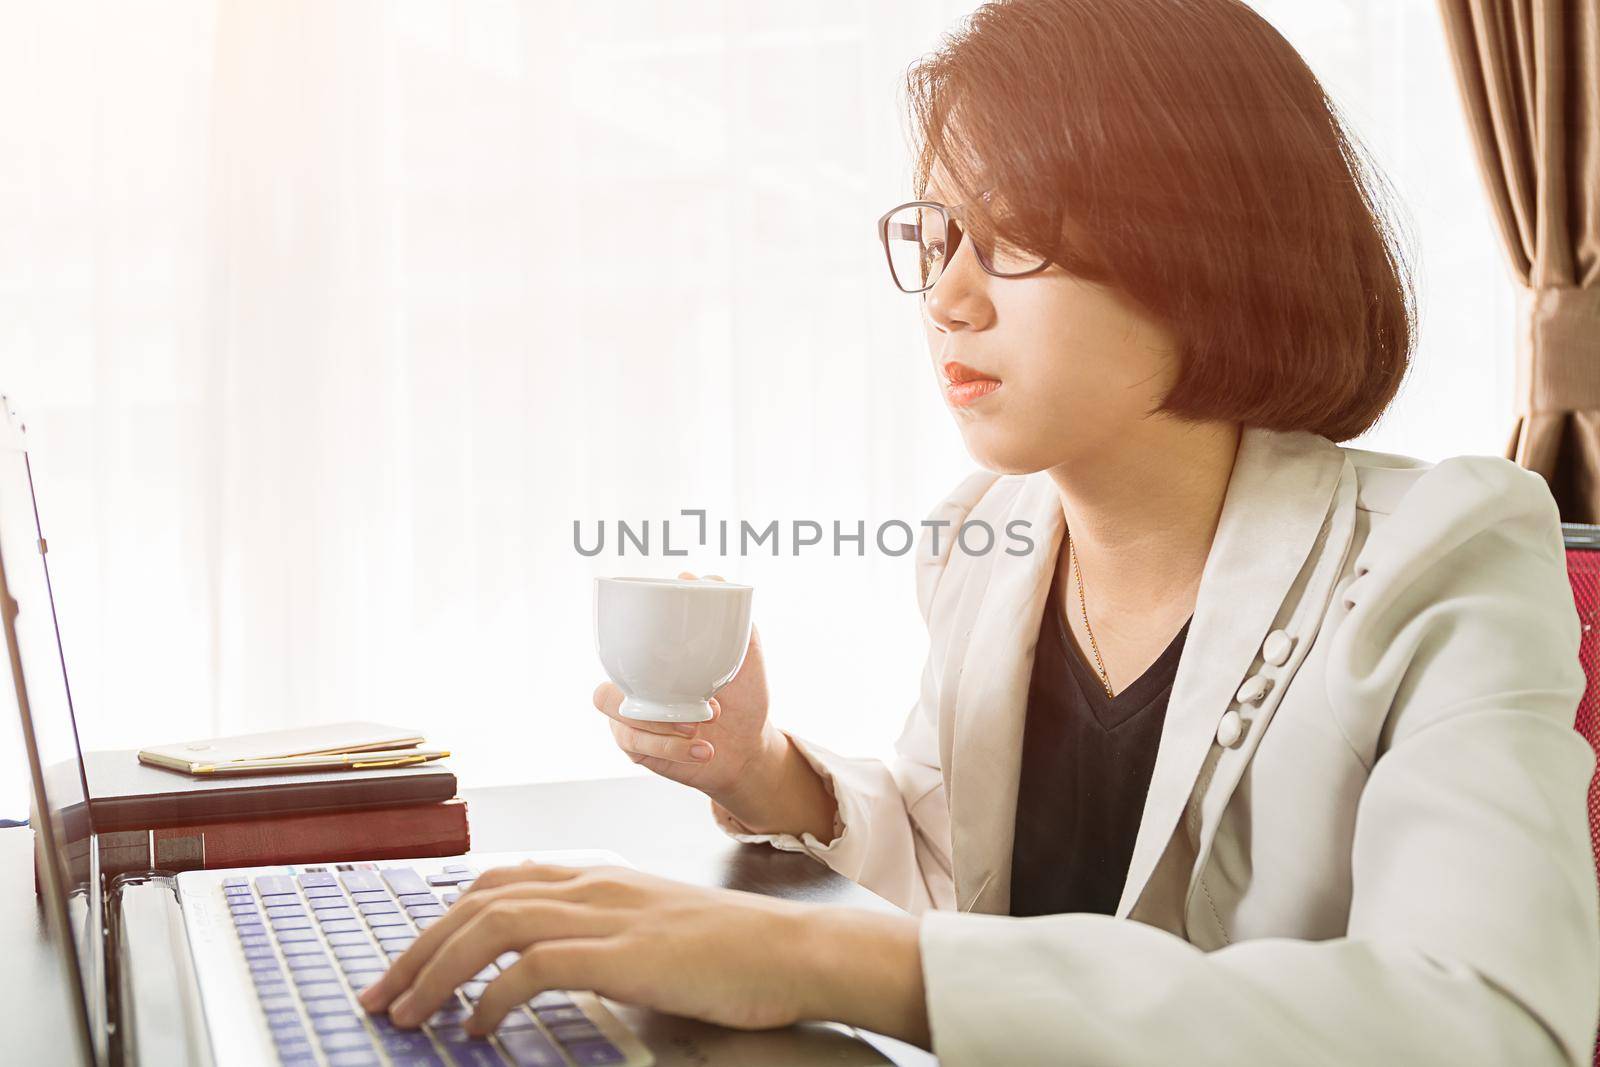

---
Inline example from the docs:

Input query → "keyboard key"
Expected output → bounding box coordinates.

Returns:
[298,872,337,888]
[460,982,488,1001]
[305,885,346,899]
[442,893,461,905]
[281,941,325,957]
[272,917,313,931]
[495,1010,538,1033]
[327,1052,383,1067]
[527,992,571,1010]
[235,923,266,939]
[254,977,289,997]
[386,947,407,960]
[351,890,390,904]
[416,917,442,930]
[277,1041,315,1062]
[564,1041,626,1066]
[383,869,431,897]
[333,943,378,959]
[447,1043,509,1067]
[382,1030,440,1055]
[292,968,340,985]
[288,954,333,971]
[313,1013,367,1034]
[260,994,296,1013]
[255,876,296,896]
[327,931,371,947]
[532,1007,585,1025]
[495,1028,563,1066]
[407,905,446,919]
[367,913,410,928]
[428,874,473,887]
[346,971,386,991]
[240,936,271,950]
[443,865,474,874]
[378,934,417,949]
[322,919,363,934]
[313,896,353,911]
[398,893,438,907]
[495,953,521,970]
[267,906,307,921]
[429,1002,471,1027]
[319,1030,376,1052]
[243,945,276,961]
[359,901,399,915]
[261,892,300,906]
[547,1021,602,1044]
[342,956,382,973]
[229,902,260,915]
[472,965,498,982]
[317,908,358,923]
[224,876,248,887]
[278,927,321,943]
[340,872,384,894]
[247,955,282,972]
[307,996,359,1017]
[390,1053,446,1067]
[265,1008,301,1028]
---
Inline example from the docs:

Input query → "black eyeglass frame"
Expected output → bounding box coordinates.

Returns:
[875,198,1052,294]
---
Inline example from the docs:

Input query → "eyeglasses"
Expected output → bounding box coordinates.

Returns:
[875,195,1051,294]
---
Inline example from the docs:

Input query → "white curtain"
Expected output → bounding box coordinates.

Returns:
[0,0,1512,811]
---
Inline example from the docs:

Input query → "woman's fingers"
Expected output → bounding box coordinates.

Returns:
[592,681,698,738]
[390,900,618,1028]
[465,861,585,896]
[361,878,584,1015]
[467,939,617,1036]
[609,719,713,764]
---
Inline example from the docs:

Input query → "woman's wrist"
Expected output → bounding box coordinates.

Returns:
[711,725,838,841]
[789,905,931,1049]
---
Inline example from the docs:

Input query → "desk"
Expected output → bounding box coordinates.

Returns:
[3,774,934,1064]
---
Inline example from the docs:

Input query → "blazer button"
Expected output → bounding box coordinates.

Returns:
[1235,674,1273,705]
[1216,708,1244,747]
[1262,629,1294,666]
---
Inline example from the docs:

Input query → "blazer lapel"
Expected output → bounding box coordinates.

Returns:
[947,473,1064,913]
[1114,427,1347,918]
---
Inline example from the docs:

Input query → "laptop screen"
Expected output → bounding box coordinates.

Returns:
[0,397,106,1065]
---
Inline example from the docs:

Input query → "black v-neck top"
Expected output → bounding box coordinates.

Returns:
[1008,562,1192,917]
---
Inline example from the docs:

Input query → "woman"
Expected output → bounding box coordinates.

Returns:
[361,0,1600,1061]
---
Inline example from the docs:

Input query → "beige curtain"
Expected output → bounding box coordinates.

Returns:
[1439,0,1600,522]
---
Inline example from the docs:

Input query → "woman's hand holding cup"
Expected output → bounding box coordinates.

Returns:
[593,573,784,805]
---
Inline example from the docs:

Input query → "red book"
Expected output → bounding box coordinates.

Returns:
[92,798,471,879]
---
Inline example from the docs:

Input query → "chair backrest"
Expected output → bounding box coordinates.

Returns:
[1562,522,1600,1067]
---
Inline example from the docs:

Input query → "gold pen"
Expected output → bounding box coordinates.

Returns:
[191,749,451,775]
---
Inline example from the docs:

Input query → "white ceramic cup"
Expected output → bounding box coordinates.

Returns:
[594,576,754,722]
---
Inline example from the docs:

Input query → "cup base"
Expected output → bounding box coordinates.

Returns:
[618,696,715,723]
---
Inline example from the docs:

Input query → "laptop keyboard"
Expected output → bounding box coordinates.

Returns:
[225,863,638,1066]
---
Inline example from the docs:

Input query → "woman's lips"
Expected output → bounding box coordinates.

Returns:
[942,360,1001,407]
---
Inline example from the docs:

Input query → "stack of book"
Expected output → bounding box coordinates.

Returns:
[58,748,470,880]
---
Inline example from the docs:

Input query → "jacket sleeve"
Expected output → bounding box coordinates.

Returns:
[918,456,1600,1066]
[710,469,1001,914]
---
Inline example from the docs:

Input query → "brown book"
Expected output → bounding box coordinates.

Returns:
[92,798,471,879]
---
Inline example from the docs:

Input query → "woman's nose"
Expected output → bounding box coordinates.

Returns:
[923,240,995,332]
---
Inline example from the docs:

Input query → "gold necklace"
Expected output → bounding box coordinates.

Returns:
[1068,531,1114,698]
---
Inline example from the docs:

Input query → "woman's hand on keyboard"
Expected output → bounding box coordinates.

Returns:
[357,862,931,1049]
[592,572,783,802]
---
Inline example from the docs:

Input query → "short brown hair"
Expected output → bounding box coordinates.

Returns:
[905,0,1416,442]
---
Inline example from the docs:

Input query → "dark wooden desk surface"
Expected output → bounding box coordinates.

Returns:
[3,774,935,1065]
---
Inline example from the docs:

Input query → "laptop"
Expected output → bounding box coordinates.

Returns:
[1,396,903,1067]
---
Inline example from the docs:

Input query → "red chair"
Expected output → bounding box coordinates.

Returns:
[1563,522,1600,1066]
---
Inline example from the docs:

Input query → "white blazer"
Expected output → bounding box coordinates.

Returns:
[716,426,1600,1066]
